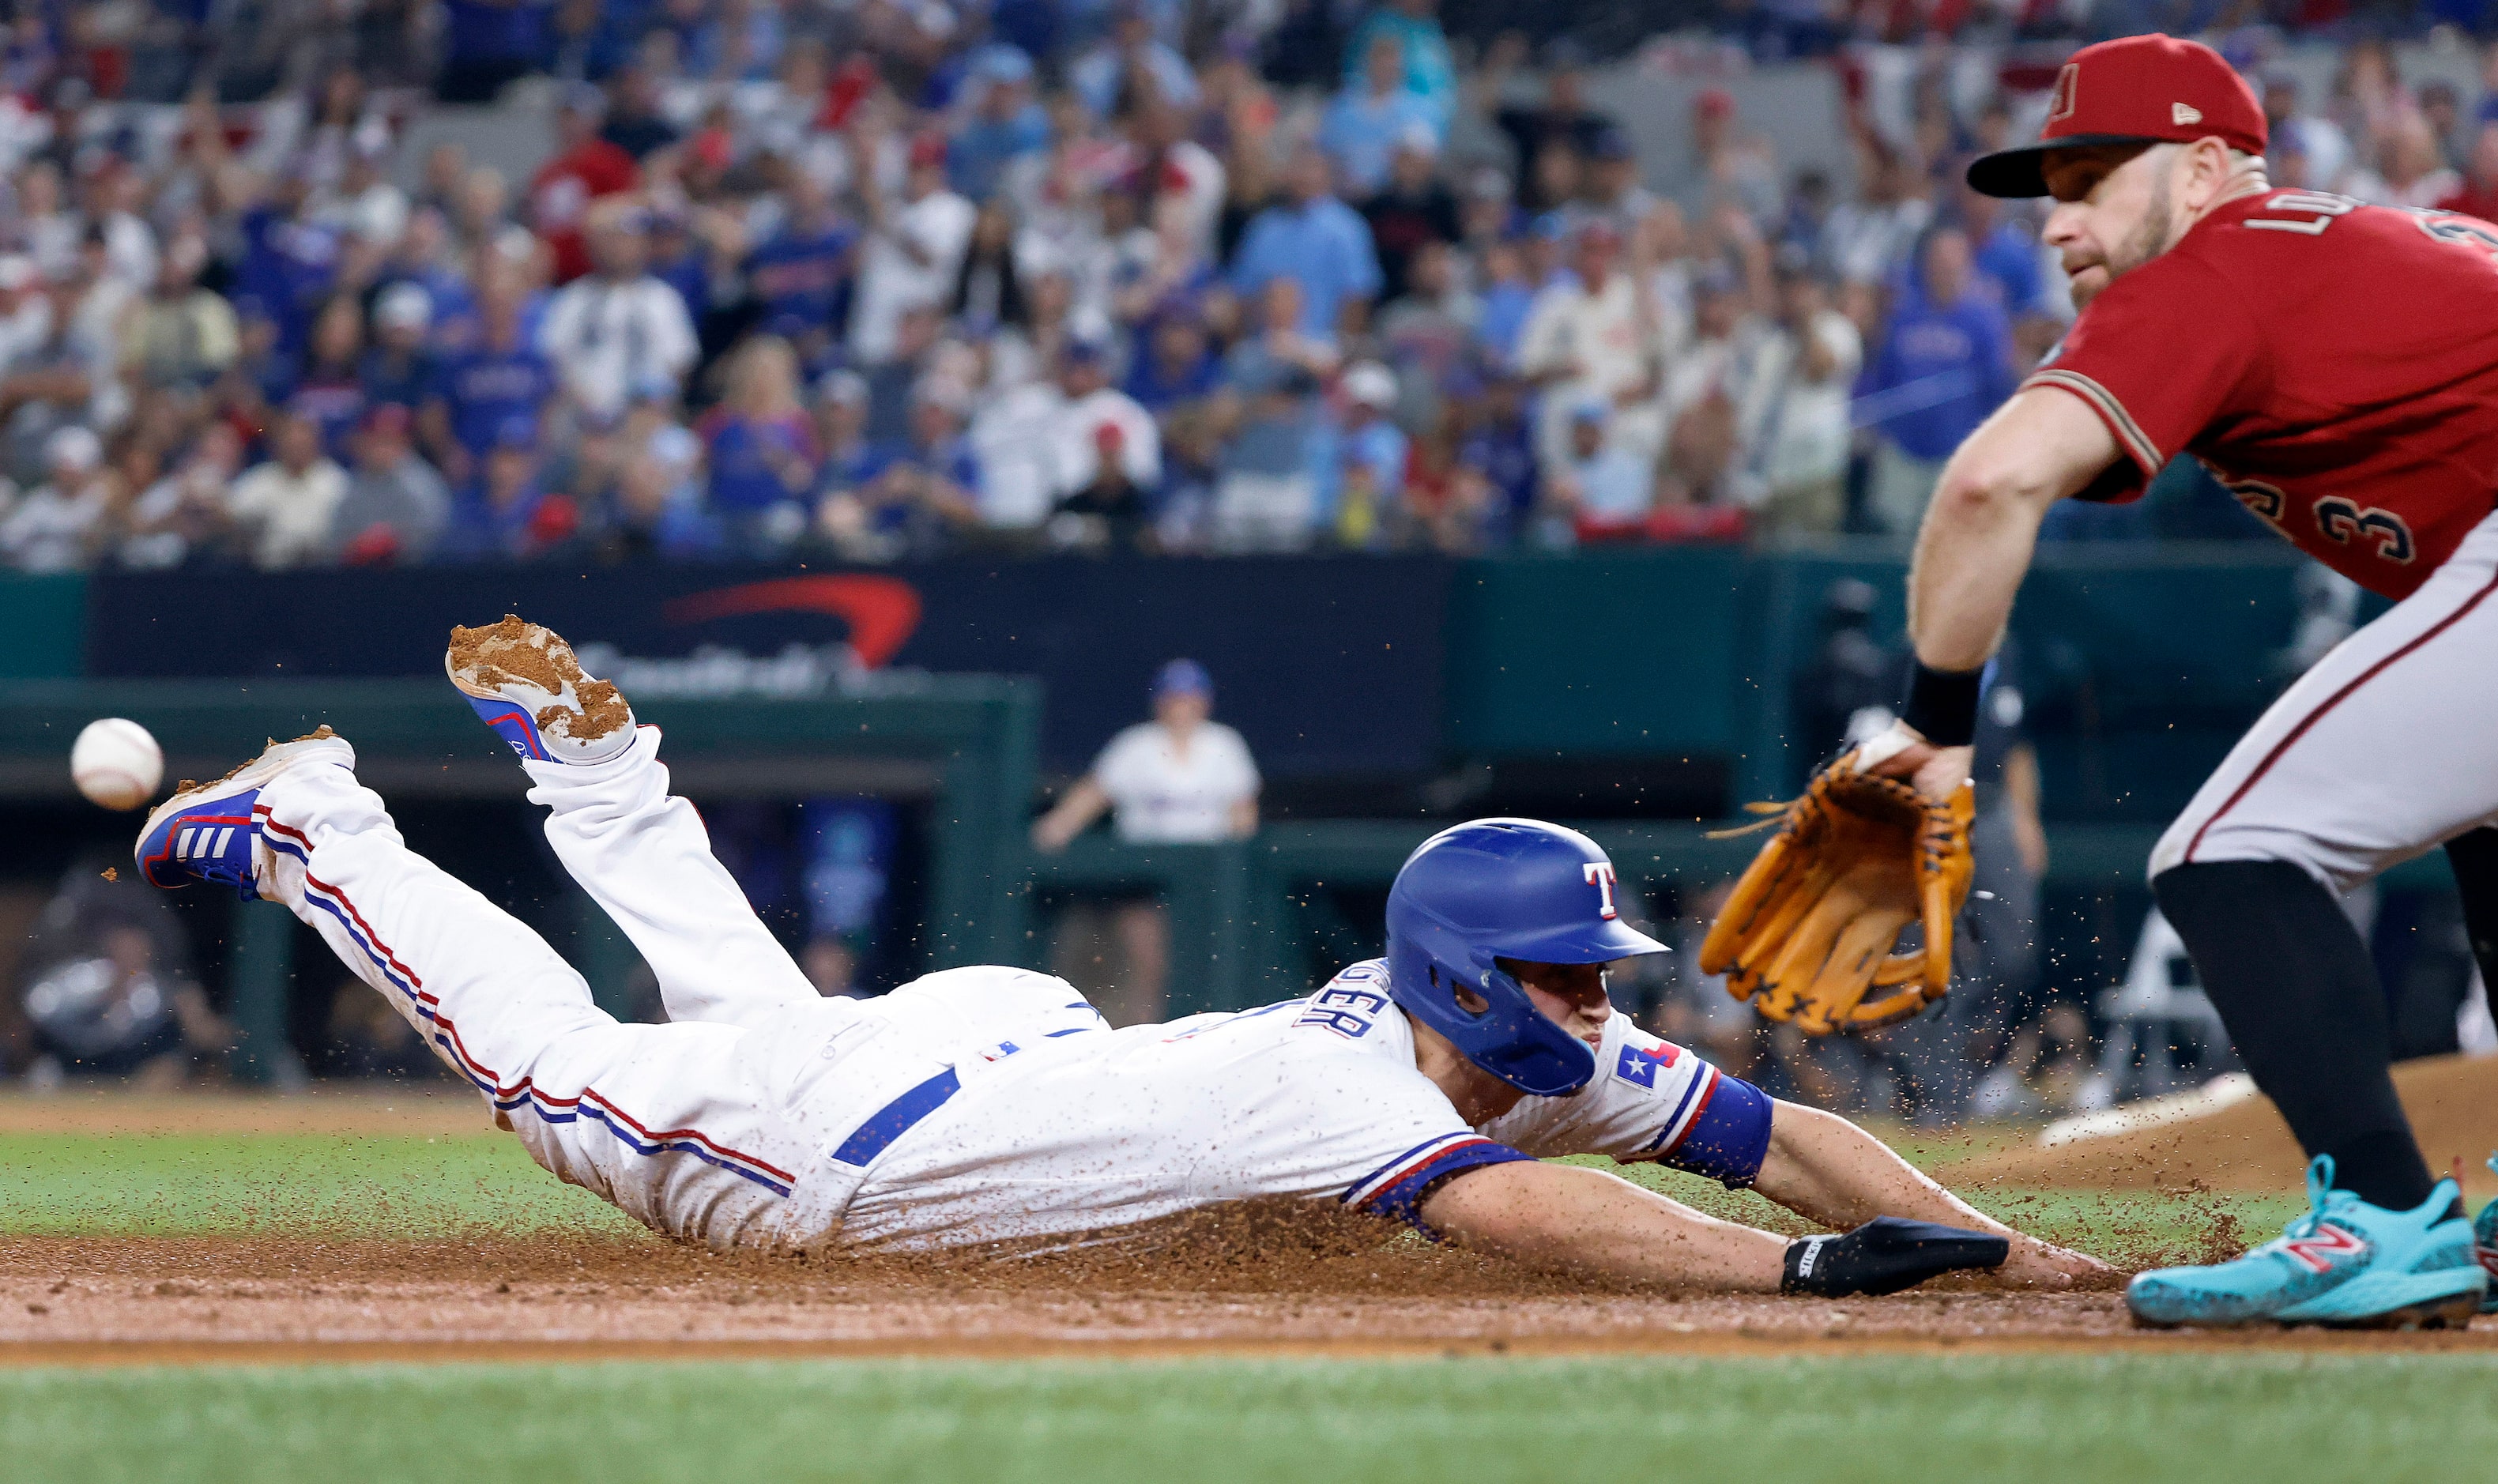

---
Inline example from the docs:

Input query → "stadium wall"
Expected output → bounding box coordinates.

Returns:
[45,542,2315,820]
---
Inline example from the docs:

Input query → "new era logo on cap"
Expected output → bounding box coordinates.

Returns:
[1966,33,2266,198]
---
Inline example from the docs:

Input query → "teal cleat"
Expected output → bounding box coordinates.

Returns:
[2127,1154,2485,1329]
[2475,1155,2498,1315]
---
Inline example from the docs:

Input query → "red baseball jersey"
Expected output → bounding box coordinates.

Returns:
[2028,189,2498,599]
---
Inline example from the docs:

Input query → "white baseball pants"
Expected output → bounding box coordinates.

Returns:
[2152,507,2498,891]
[261,726,1087,1249]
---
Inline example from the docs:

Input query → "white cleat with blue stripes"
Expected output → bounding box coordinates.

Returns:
[134,728,356,901]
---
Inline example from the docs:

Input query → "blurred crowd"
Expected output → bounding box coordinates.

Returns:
[0,3,2494,573]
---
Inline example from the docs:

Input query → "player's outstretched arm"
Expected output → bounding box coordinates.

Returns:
[1417,1158,2017,1297]
[1750,1100,2119,1290]
[1422,1158,1792,1290]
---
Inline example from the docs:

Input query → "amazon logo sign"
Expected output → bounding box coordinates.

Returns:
[660,575,925,669]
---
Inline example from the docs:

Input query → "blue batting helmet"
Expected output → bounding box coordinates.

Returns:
[1385,819,1667,1096]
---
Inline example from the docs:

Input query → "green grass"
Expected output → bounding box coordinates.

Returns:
[0,1132,636,1237]
[2,1353,2487,1484]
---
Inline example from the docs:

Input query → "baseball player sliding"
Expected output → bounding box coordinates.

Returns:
[134,616,2104,1298]
[1713,33,2498,1328]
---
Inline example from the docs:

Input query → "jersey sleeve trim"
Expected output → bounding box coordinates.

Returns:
[1652,1072,1774,1189]
[1635,1064,1722,1157]
[2021,367,2164,476]
[1342,1132,1532,1227]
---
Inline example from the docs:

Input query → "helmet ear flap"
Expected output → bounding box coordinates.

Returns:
[1430,961,1495,1018]
[1475,958,1528,1017]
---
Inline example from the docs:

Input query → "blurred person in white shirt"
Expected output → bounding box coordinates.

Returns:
[0,254,50,370]
[850,131,978,363]
[1733,251,1862,537]
[120,422,245,570]
[1048,338,1159,504]
[537,211,699,425]
[2345,113,2460,209]
[1030,660,1261,1023]
[225,412,347,569]
[0,424,111,571]
[1515,219,1658,473]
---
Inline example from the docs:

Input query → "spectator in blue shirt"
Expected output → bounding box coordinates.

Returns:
[598,66,680,160]
[273,296,368,460]
[232,191,341,358]
[440,423,576,562]
[948,47,1051,203]
[422,285,556,486]
[1068,6,1197,121]
[811,370,882,497]
[437,0,556,104]
[1471,237,1537,369]
[1957,182,2044,320]
[1341,0,1456,131]
[360,284,441,414]
[826,383,980,560]
[745,172,855,371]
[1856,228,2015,535]
[372,209,477,351]
[1318,36,1445,198]
[699,337,819,556]
[1458,371,1539,540]
[1124,313,1221,416]
[1228,147,1383,342]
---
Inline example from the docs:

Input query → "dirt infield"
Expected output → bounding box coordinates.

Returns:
[1938,1053,2498,1196]
[6,1087,2496,1366]
[3,1233,2494,1363]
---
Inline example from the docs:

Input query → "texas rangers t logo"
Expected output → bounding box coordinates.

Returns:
[1584,862,1619,919]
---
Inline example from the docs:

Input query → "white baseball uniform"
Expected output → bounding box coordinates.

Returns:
[258,727,1772,1252]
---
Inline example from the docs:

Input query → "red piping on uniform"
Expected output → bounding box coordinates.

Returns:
[1660,1066,1722,1159]
[2184,564,2498,863]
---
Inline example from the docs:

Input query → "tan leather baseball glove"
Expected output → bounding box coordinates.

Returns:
[1697,752,1976,1035]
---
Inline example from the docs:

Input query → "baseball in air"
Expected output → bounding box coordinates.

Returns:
[71,718,164,811]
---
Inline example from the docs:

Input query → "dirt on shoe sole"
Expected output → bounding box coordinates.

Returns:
[448,615,632,745]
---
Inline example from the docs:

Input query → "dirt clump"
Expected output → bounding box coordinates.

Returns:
[446,615,631,743]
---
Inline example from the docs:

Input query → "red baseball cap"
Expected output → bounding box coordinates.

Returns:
[1966,34,2266,198]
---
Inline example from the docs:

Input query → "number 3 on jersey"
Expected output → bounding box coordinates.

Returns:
[2217,474,2415,567]
[2313,497,2415,565]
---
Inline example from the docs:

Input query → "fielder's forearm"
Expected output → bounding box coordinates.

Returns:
[1751,1102,2015,1241]
[1419,1158,1789,1292]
